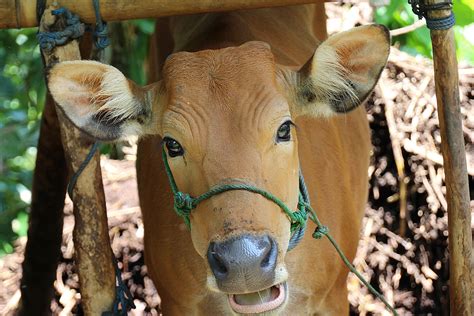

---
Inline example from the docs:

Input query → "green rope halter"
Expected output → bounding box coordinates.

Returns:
[161,147,398,315]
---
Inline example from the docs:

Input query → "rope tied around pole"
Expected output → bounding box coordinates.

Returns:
[37,8,85,52]
[408,0,455,30]
[36,1,109,52]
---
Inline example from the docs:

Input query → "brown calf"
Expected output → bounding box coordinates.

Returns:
[48,4,389,315]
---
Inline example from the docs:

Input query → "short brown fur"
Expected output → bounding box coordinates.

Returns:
[46,4,391,315]
[138,4,370,315]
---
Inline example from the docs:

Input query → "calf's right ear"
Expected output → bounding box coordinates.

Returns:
[292,24,390,117]
[48,60,163,141]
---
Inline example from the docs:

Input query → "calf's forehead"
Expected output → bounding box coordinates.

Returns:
[162,42,279,97]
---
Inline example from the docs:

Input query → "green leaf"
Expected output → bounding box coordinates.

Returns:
[12,211,29,237]
[454,25,474,65]
[453,0,474,27]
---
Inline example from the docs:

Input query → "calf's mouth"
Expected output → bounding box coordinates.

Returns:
[228,282,287,314]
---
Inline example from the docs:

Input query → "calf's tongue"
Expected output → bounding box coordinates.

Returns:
[233,287,277,305]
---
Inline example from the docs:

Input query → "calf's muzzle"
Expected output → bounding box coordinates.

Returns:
[207,234,278,293]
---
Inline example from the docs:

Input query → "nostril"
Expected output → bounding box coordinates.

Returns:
[260,237,277,270]
[212,252,228,274]
[260,252,270,268]
[207,243,229,280]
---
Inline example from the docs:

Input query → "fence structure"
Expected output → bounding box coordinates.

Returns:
[0,0,470,315]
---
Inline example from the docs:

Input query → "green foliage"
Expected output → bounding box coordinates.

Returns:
[0,20,155,257]
[375,0,474,65]
[127,19,156,85]
[0,28,44,256]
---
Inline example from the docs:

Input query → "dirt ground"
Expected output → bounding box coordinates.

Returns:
[1,2,473,316]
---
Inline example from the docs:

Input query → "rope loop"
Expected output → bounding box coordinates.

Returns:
[92,0,110,49]
[408,0,455,30]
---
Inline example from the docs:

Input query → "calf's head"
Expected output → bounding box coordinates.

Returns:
[49,25,389,313]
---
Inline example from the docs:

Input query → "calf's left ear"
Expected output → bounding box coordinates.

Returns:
[293,24,390,117]
[48,60,162,141]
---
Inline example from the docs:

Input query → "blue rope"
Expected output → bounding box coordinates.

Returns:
[36,3,109,52]
[409,0,455,30]
[92,0,110,49]
[37,8,85,52]
[426,12,455,30]
[101,257,136,316]
[67,142,100,199]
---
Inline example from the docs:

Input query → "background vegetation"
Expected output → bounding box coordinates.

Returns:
[0,20,155,256]
[374,1,474,65]
[0,2,472,256]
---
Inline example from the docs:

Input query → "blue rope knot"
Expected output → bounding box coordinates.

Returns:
[409,0,455,30]
[92,0,110,49]
[37,8,85,52]
[93,23,110,49]
[312,225,329,239]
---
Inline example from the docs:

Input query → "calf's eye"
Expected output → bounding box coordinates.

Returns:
[163,137,184,157]
[276,121,293,142]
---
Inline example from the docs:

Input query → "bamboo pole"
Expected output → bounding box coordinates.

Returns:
[0,0,330,29]
[424,1,472,314]
[38,6,116,315]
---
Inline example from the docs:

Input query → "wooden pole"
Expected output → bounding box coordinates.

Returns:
[0,0,330,29]
[424,1,472,314]
[38,6,116,315]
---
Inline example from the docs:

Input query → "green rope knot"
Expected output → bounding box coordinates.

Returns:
[312,225,329,239]
[174,192,194,227]
[289,203,308,233]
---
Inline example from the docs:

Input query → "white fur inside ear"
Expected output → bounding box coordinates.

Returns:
[48,61,152,141]
[90,68,139,124]
[304,44,359,117]
[49,61,139,125]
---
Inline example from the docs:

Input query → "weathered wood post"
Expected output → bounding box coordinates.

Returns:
[38,6,116,315]
[418,1,472,314]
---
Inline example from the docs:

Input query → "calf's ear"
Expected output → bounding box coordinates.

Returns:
[48,60,162,141]
[293,24,390,117]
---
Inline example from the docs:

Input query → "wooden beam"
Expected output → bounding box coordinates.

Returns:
[38,6,116,315]
[1,0,329,29]
[425,1,473,315]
